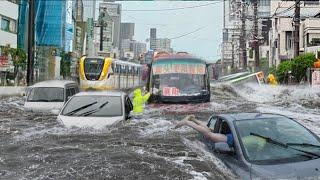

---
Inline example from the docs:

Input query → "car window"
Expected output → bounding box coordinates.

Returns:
[207,116,217,130]
[27,87,64,102]
[62,96,123,117]
[235,117,320,164]
[66,88,72,99]
[70,88,76,95]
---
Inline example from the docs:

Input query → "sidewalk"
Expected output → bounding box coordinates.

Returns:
[0,86,26,97]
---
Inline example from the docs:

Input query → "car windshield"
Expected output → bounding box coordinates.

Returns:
[61,96,122,117]
[235,117,320,165]
[27,87,64,102]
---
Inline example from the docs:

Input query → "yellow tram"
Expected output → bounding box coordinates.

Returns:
[79,56,142,90]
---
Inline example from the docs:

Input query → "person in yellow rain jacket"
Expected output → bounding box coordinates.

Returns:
[267,74,278,86]
[132,88,151,114]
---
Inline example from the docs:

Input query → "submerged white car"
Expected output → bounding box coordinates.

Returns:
[24,80,79,113]
[57,91,133,128]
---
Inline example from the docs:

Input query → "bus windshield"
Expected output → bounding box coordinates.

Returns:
[84,58,105,81]
[151,60,207,96]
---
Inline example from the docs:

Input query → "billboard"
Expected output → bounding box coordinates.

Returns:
[312,70,320,86]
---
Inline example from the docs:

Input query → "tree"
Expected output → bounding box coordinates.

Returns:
[276,60,292,84]
[3,47,27,84]
[60,51,71,79]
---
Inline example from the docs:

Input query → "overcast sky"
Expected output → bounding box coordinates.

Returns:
[114,1,223,62]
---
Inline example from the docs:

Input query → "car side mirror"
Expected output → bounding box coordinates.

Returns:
[51,109,60,115]
[214,142,233,154]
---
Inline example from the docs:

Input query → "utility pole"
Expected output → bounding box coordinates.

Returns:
[100,25,103,51]
[253,0,259,68]
[27,0,35,86]
[293,0,300,57]
[240,0,247,69]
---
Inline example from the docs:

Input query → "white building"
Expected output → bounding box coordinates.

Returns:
[0,0,18,73]
[269,1,320,67]
[0,0,18,49]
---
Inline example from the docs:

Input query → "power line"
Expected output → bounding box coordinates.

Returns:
[169,26,207,40]
[122,1,222,12]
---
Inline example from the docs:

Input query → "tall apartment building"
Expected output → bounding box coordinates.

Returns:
[156,38,171,52]
[120,23,134,40]
[99,2,121,50]
[150,28,157,50]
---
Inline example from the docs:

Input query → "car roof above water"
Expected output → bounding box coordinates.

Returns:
[75,91,126,97]
[218,113,287,122]
[31,80,77,88]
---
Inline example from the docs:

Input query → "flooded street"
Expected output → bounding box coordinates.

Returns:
[1,83,319,179]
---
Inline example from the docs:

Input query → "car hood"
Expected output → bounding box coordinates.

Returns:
[58,115,124,129]
[251,158,320,179]
[24,102,64,113]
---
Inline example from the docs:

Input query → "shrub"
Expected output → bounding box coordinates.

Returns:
[291,53,316,82]
[276,60,292,83]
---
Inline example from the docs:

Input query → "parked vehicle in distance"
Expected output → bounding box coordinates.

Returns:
[24,80,79,113]
[202,113,320,179]
[57,91,133,129]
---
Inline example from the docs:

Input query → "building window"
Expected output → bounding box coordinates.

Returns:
[285,31,293,50]
[259,0,270,6]
[1,17,16,33]
[1,18,10,32]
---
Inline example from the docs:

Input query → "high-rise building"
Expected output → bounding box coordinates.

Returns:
[150,28,157,50]
[120,23,134,40]
[74,0,84,22]
[99,2,121,49]
[17,0,28,51]
[83,0,96,21]
[133,42,146,59]
[156,38,171,52]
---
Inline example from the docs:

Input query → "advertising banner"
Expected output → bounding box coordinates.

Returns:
[153,63,205,75]
[312,70,320,86]
[0,56,9,68]
[162,87,180,96]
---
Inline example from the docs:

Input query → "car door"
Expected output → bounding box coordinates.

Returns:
[214,118,251,179]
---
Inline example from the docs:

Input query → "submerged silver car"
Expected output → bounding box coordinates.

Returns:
[202,113,320,179]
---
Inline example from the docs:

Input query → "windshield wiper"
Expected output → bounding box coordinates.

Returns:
[79,101,109,117]
[64,101,98,116]
[250,132,320,159]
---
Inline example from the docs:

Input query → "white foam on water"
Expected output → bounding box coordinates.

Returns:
[237,83,320,106]
[182,138,237,179]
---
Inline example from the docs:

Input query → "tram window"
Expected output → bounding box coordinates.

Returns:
[117,64,120,74]
[111,64,115,72]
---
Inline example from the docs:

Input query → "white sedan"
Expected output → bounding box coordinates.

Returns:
[57,91,133,129]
